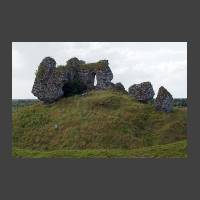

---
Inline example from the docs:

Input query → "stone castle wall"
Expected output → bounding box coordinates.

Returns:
[32,57,114,103]
[32,56,174,112]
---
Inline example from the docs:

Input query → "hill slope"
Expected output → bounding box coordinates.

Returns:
[13,90,187,152]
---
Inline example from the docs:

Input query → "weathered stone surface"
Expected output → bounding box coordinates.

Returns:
[32,57,64,103]
[112,82,127,93]
[66,57,82,67]
[32,57,114,103]
[40,57,56,68]
[155,86,173,112]
[128,82,155,102]
[95,60,113,89]
[78,69,96,90]
[114,82,125,90]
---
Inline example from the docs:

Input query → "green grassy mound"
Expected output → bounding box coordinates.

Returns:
[12,90,187,153]
[13,140,187,158]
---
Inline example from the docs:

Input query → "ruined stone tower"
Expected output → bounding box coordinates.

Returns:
[32,57,114,103]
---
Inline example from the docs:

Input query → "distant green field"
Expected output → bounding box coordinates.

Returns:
[12,99,38,112]
[13,140,187,158]
[150,98,187,107]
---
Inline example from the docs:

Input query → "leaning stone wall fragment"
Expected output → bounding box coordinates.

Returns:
[155,86,173,112]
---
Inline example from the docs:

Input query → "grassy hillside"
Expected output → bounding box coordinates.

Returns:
[12,90,187,156]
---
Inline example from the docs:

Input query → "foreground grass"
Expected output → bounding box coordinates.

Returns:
[13,140,187,158]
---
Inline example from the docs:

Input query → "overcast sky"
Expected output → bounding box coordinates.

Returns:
[12,42,187,99]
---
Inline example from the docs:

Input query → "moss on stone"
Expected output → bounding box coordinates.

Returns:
[80,61,106,70]
[35,65,46,79]
[56,65,67,72]
[53,65,68,76]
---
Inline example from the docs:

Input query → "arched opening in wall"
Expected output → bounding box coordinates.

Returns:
[94,74,97,86]
[62,80,87,97]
